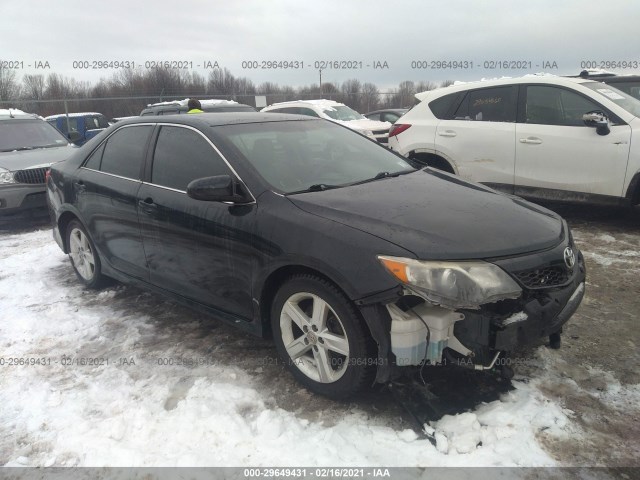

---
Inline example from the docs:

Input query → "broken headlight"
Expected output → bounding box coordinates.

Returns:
[378,255,522,309]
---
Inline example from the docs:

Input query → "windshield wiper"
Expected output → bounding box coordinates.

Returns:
[349,169,415,186]
[286,183,343,195]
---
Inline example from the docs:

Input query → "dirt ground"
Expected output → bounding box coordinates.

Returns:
[1,203,638,468]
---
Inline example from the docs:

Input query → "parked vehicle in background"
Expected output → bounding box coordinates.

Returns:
[388,75,640,206]
[1,109,74,216]
[47,112,585,398]
[46,112,109,146]
[261,100,392,145]
[365,108,409,124]
[571,70,640,101]
[140,99,257,116]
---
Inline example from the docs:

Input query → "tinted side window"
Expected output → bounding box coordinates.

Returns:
[429,93,460,119]
[526,86,601,126]
[152,126,231,191]
[298,108,320,117]
[84,142,106,170]
[100,126,152,179]
[366,113,381,121]
[454,87,516,122]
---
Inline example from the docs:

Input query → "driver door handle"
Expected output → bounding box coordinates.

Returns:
[519,137,543,144]
[138,198,157,213]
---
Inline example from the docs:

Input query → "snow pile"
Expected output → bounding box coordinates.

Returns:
[0,229,580,467]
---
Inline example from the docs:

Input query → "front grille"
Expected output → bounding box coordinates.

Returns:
[13,167,48,184]
[515,265,571,289]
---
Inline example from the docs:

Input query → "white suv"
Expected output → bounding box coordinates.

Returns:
[388,75,640,206]
[261,100,392,145]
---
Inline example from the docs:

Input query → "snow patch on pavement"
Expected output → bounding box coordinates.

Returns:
[0,229,585,467]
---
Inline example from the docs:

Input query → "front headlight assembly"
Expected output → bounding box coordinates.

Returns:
[0,168,16,185]
[378,255,522,309]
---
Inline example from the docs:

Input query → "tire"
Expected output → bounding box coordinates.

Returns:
[271,274,376,399]
[66,219,108,289]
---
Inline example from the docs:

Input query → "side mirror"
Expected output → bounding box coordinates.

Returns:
[186,175,252,203]
[582,111,610,136]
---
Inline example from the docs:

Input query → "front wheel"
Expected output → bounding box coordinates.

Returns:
[66,219,108,289]
[271,274,376,399]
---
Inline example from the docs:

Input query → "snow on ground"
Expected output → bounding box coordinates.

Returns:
[0,228,634,467]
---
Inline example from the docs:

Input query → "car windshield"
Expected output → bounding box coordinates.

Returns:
[0,119,69,152]
[321,105,366,121]
[582,82,640,118]
[215,120,415,194]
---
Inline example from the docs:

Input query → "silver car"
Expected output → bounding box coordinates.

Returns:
[0,109,75,217]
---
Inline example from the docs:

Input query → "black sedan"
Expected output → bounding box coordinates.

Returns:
[47,113,586,398]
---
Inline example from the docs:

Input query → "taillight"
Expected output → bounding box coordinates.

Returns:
[45,168,51,184]
[389,123,411,137]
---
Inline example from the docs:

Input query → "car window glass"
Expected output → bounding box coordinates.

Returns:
[299,108,320,117]
[217,120,414,194]
[84,143,106,170]
[152,126,231,191]
[366,113,380,121]
[454,87,516,122]
[430,93,460,119]
[100,125,152,179]
[381,113,400,123]
[526,86,600,126]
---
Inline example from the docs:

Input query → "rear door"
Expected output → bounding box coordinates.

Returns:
[77,124,153,279]
[435,85,518,192]
[137,124,257,319]
[514,85,631,198]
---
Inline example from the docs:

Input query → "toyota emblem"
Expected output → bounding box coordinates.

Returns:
[564,247,576,269]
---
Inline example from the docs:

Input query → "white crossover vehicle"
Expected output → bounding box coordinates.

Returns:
[262,100,392,145]
[388,75,640,206]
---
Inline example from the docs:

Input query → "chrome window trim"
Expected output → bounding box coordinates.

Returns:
[79,166,142,183]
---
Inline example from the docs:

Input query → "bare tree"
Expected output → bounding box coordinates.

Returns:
[0,66,21,102]
[360,82,380,113]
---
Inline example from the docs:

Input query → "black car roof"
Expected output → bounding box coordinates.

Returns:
[118,112,319,127]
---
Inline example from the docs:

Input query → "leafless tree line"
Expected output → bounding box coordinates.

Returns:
[0,66,453,118]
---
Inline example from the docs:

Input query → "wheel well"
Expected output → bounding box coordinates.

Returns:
[409,152,455,174]
[259,265,354,338]
[57,211,80,253]
[629,176,640,205]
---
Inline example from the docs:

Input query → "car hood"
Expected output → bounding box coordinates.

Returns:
[287,170,564,260]
[334,118,391,132]
[0,145,75,171]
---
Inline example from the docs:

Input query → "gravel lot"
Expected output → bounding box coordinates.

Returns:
[0,204,638,469]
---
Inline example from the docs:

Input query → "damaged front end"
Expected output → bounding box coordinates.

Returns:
[362,238,586,383]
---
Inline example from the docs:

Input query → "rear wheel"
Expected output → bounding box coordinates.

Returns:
[271,275,376,399]
[66,219,108,289]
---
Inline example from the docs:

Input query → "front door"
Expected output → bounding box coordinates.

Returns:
[514,85,631,199]
[137,124,257,320]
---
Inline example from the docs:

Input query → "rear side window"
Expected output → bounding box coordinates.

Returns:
[151,126,231,191]
[84,143,105,170]
[429,93,460,119]
[99,125,152,179]
[298,108,320,117]
[454,87,517,122]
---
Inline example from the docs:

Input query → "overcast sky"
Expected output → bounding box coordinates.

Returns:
[1,0,639,90]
